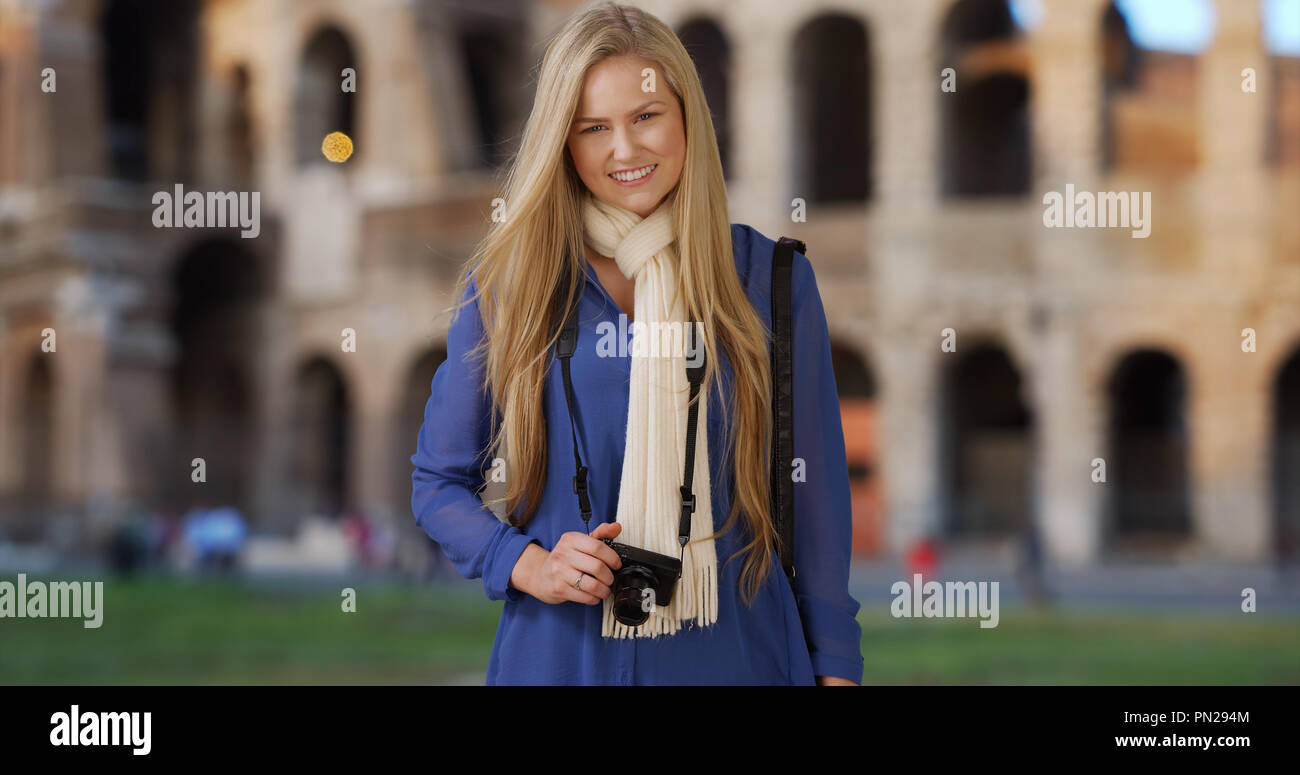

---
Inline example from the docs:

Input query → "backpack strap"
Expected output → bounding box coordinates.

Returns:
[771,237,803,587]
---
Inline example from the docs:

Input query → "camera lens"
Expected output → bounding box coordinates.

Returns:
[611,566,658,626]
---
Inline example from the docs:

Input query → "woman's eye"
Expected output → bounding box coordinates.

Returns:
[581,113,658,134]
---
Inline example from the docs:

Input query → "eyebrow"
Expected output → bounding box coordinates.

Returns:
[573,100,666,125]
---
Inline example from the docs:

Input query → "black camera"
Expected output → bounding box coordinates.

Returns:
[601,539,682,627]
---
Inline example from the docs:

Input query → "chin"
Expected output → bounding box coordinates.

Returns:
[610,186,661,206]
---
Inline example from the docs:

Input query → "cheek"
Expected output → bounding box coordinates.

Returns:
[659,141,685,183]
[648,125,684,158]
[655,127,686,172]
[570,143,601,182]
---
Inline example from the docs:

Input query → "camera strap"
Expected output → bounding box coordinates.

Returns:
[555,269,706,558]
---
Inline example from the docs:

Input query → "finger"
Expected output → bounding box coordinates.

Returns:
[549,539,612,588]
[590,521,622,541]
[566,552,615,592]
[571,532,622,571]
[576,571,611,602]
[559,571,605,605]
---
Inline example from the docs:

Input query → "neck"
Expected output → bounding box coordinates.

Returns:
[583,242,612,263]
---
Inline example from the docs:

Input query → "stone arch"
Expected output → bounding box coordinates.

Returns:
[394,346,448,517]
[169,238,271,520]
[228,63,255,182]
[1098,0,1215,173]
[792,12,873,204]
[295,24,359,166]
[1263,0,1300,167]
[289,356,352,520]
[938,0,1033,197]
[451,12,528,170]
[1100,1,1143,169]
[830,340,883,554]
[8,350,55,542]
[677,16,733,181]
[1271,343,1300,561]
[938,339,1035,537]
[1103,348,1193,547]
[99,0,201,180]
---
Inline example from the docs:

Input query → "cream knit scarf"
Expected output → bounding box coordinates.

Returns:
[581,190,718,638]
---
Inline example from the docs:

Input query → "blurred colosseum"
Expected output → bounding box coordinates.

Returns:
[0,0,1296,569]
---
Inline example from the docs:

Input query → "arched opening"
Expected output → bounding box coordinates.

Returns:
[1099,0,1214,174]
[677,17,732,181]
[831,343,882,555]
[291,358,351,520]
[456,18,527,170]
[939,343,1034,537]
[229,64,255,182]
[939,0,1032,198]
[100,0,200,181]
[792,14,872,204]
[11,353,55,542]
[1100,2,1143,170]
[295,26,358,166]
[1105,349,1192,548]
[170,239,270,521]
[395,348,446,514]
[1264,0,1300,168]
[1272,346,1300,562]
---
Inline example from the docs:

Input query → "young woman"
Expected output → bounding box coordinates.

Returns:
[411,2,862,685]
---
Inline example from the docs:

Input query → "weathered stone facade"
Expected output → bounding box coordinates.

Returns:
[0,0,1296,567]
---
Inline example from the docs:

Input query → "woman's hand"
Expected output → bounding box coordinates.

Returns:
[509,522,623,604]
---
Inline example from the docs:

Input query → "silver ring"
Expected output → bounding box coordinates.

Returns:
[572,573,583,591]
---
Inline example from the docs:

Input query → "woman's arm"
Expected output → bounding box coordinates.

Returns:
[410,277,538,602]
[787,250,865,686]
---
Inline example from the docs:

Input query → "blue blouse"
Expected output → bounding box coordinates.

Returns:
[411,224,863,685]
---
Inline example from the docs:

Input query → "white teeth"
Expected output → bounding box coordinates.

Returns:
[610,164,656,181]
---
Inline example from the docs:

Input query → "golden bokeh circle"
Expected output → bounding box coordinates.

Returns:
[321,131,354,163]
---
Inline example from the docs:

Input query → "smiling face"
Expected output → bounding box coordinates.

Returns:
[566,54,686,220]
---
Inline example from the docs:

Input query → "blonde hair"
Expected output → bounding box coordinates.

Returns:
[445,2,777,604]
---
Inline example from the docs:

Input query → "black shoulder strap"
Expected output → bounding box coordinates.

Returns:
[771,237,802,587]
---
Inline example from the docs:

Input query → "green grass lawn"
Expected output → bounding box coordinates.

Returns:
[3,574,1297,684]
[2,574,502,684]
[859,608,1300,685]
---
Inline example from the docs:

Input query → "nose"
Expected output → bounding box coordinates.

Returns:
[611,125,640,166]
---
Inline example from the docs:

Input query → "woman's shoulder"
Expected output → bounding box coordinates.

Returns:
[728,222,765,286]
[728,222,815,320]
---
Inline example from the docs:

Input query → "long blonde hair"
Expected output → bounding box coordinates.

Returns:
[445,2,777,604]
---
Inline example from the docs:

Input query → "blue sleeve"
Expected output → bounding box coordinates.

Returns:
[410,277,538,602]
[788,252,865,684]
